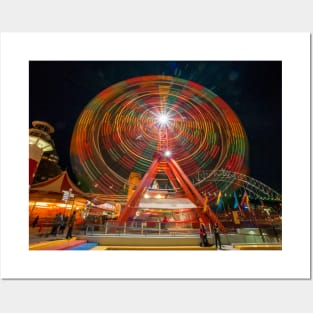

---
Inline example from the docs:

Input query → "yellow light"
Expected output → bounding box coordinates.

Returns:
[36,202,49,207]
[29,136,53,152]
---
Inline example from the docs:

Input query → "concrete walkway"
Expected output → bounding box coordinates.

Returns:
[90,244,281,251]
[29,233,282,251]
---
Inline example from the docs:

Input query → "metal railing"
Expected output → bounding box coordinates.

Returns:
[72,221,281,243]
[79,221,198,237]
[29,218,281,245]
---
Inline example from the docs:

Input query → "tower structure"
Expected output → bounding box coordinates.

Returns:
[29,121,60,185]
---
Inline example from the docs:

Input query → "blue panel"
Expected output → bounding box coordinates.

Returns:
[67,242,99,250]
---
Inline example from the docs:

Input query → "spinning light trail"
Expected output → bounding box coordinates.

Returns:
[70,75,249,196]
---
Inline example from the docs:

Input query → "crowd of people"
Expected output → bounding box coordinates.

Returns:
[31,211,77,239]
[199,218,222,249]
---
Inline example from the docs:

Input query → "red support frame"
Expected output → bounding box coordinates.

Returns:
[118,153,225,231]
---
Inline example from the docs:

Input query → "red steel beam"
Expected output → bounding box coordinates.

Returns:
[168,158,225,232]
[118,154,161,222]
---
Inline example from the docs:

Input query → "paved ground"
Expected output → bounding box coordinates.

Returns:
[93,244,282,250]
[29,236,282,250]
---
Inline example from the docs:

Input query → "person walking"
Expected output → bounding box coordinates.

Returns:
[66,211,76,239]
[59,214,67,234]
[50,213,61,236]
[199,219,209,247]
[213,223,222,249]
[32,215,39,228]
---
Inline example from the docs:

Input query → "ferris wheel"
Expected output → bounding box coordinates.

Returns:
[70,75,249,195]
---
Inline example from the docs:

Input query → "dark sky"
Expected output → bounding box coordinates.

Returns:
[29,61,282,193]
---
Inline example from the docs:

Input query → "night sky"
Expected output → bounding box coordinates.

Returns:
[29,61,282,193]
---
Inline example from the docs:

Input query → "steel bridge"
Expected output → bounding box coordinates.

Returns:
[192,169,281,201]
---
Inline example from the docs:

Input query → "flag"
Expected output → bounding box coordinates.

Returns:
[216,191,222,205]
[232,211,240,224]
[216,191,223,212]
[233,191,239,209]
[203,195,208,213]
[216,198,223,212]
[241,190,250,212]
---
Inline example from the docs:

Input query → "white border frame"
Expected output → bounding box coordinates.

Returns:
[0,33,310,279]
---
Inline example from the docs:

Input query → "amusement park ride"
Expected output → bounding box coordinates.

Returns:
[117,112,224,231]
[68,75,281,231]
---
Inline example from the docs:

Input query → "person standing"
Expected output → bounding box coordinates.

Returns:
[66,211,76,239]
[199,219,209,247]
[59,214,67,234]
[50,213,61,236]
[213,223,222,249]
[32,215,39,228]
[161,216,168,230]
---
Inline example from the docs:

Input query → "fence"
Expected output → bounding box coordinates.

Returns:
[75,221,281,244]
